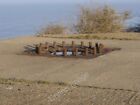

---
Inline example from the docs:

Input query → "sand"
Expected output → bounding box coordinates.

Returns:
[0,36,140,105]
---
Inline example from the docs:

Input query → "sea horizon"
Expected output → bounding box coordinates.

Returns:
[0,2,140,39]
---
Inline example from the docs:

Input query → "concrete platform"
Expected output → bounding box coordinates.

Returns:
[0,36,140,91]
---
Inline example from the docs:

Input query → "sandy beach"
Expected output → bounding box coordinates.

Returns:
[0,36,140,105]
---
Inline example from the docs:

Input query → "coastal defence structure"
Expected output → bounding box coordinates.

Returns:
[24,41,120,59]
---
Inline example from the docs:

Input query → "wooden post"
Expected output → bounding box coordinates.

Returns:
[72,41,75,47]
[63,48,67,56]
[93,47,97,56]
[45,42,49,54]
[52,42,56,55]
[38,43,49,55]
[39,43,42,46]
[84,48,88,56]
[62,41,65,48]
[95,43,99,54]
[81,41,84,47]
[45,42,49,47]
[35,45,39,54]
[53,41,56,48]
[89,42,92,48]
[38,43,43,55]
[45,42,48,46]
[72,48,78,56]
[72,47,75,56]
[57,47,61,52]
[75,48,78,56]
[99,43,104,54]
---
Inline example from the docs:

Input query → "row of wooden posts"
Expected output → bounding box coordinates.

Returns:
[35,41,104,56]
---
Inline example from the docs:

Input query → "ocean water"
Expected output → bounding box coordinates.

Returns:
[0,2,139,39]
[0,3,77,39]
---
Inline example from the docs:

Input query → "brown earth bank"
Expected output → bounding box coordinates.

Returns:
[0,35,140,105]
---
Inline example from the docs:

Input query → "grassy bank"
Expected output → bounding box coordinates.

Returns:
[37,32,140,40]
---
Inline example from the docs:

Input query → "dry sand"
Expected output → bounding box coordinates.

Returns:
[0,36,140,105]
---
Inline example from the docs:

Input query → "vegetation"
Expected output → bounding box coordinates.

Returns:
[75,5,130,34]
[68,34,136,40]
[38,24,66,35]
[39,33,140,40]
[0,78,67,86]
[37,5,132,36]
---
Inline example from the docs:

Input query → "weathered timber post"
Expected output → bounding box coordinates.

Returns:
[45,42,49,48]
[52,41,57,55]
[35,45,39,54]
[75,48,78,56]
[81,41,84,47]
[45,42,49,46]
[95,43,99,54]
[62,41,65,48]
[63,48,67,56]
[72,41,75,47]
[72,48,78,56]
[38,43,49,55]
[45,42,48,46]
[72,47,75,56]
[45,42,49,54]
[39,43,42,46]
[93,47,97,56]
[72,41,76,56]
[99,43,104,54]
[53,41,56,48]
[89,42,92,48]
[57,47,61,52]
[84,48,88,56]
[38,43,43,55]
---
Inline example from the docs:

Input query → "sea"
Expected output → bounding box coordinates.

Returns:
[0,2,140,39]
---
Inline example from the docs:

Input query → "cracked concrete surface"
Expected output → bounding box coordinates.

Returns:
[0,82,140,105]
